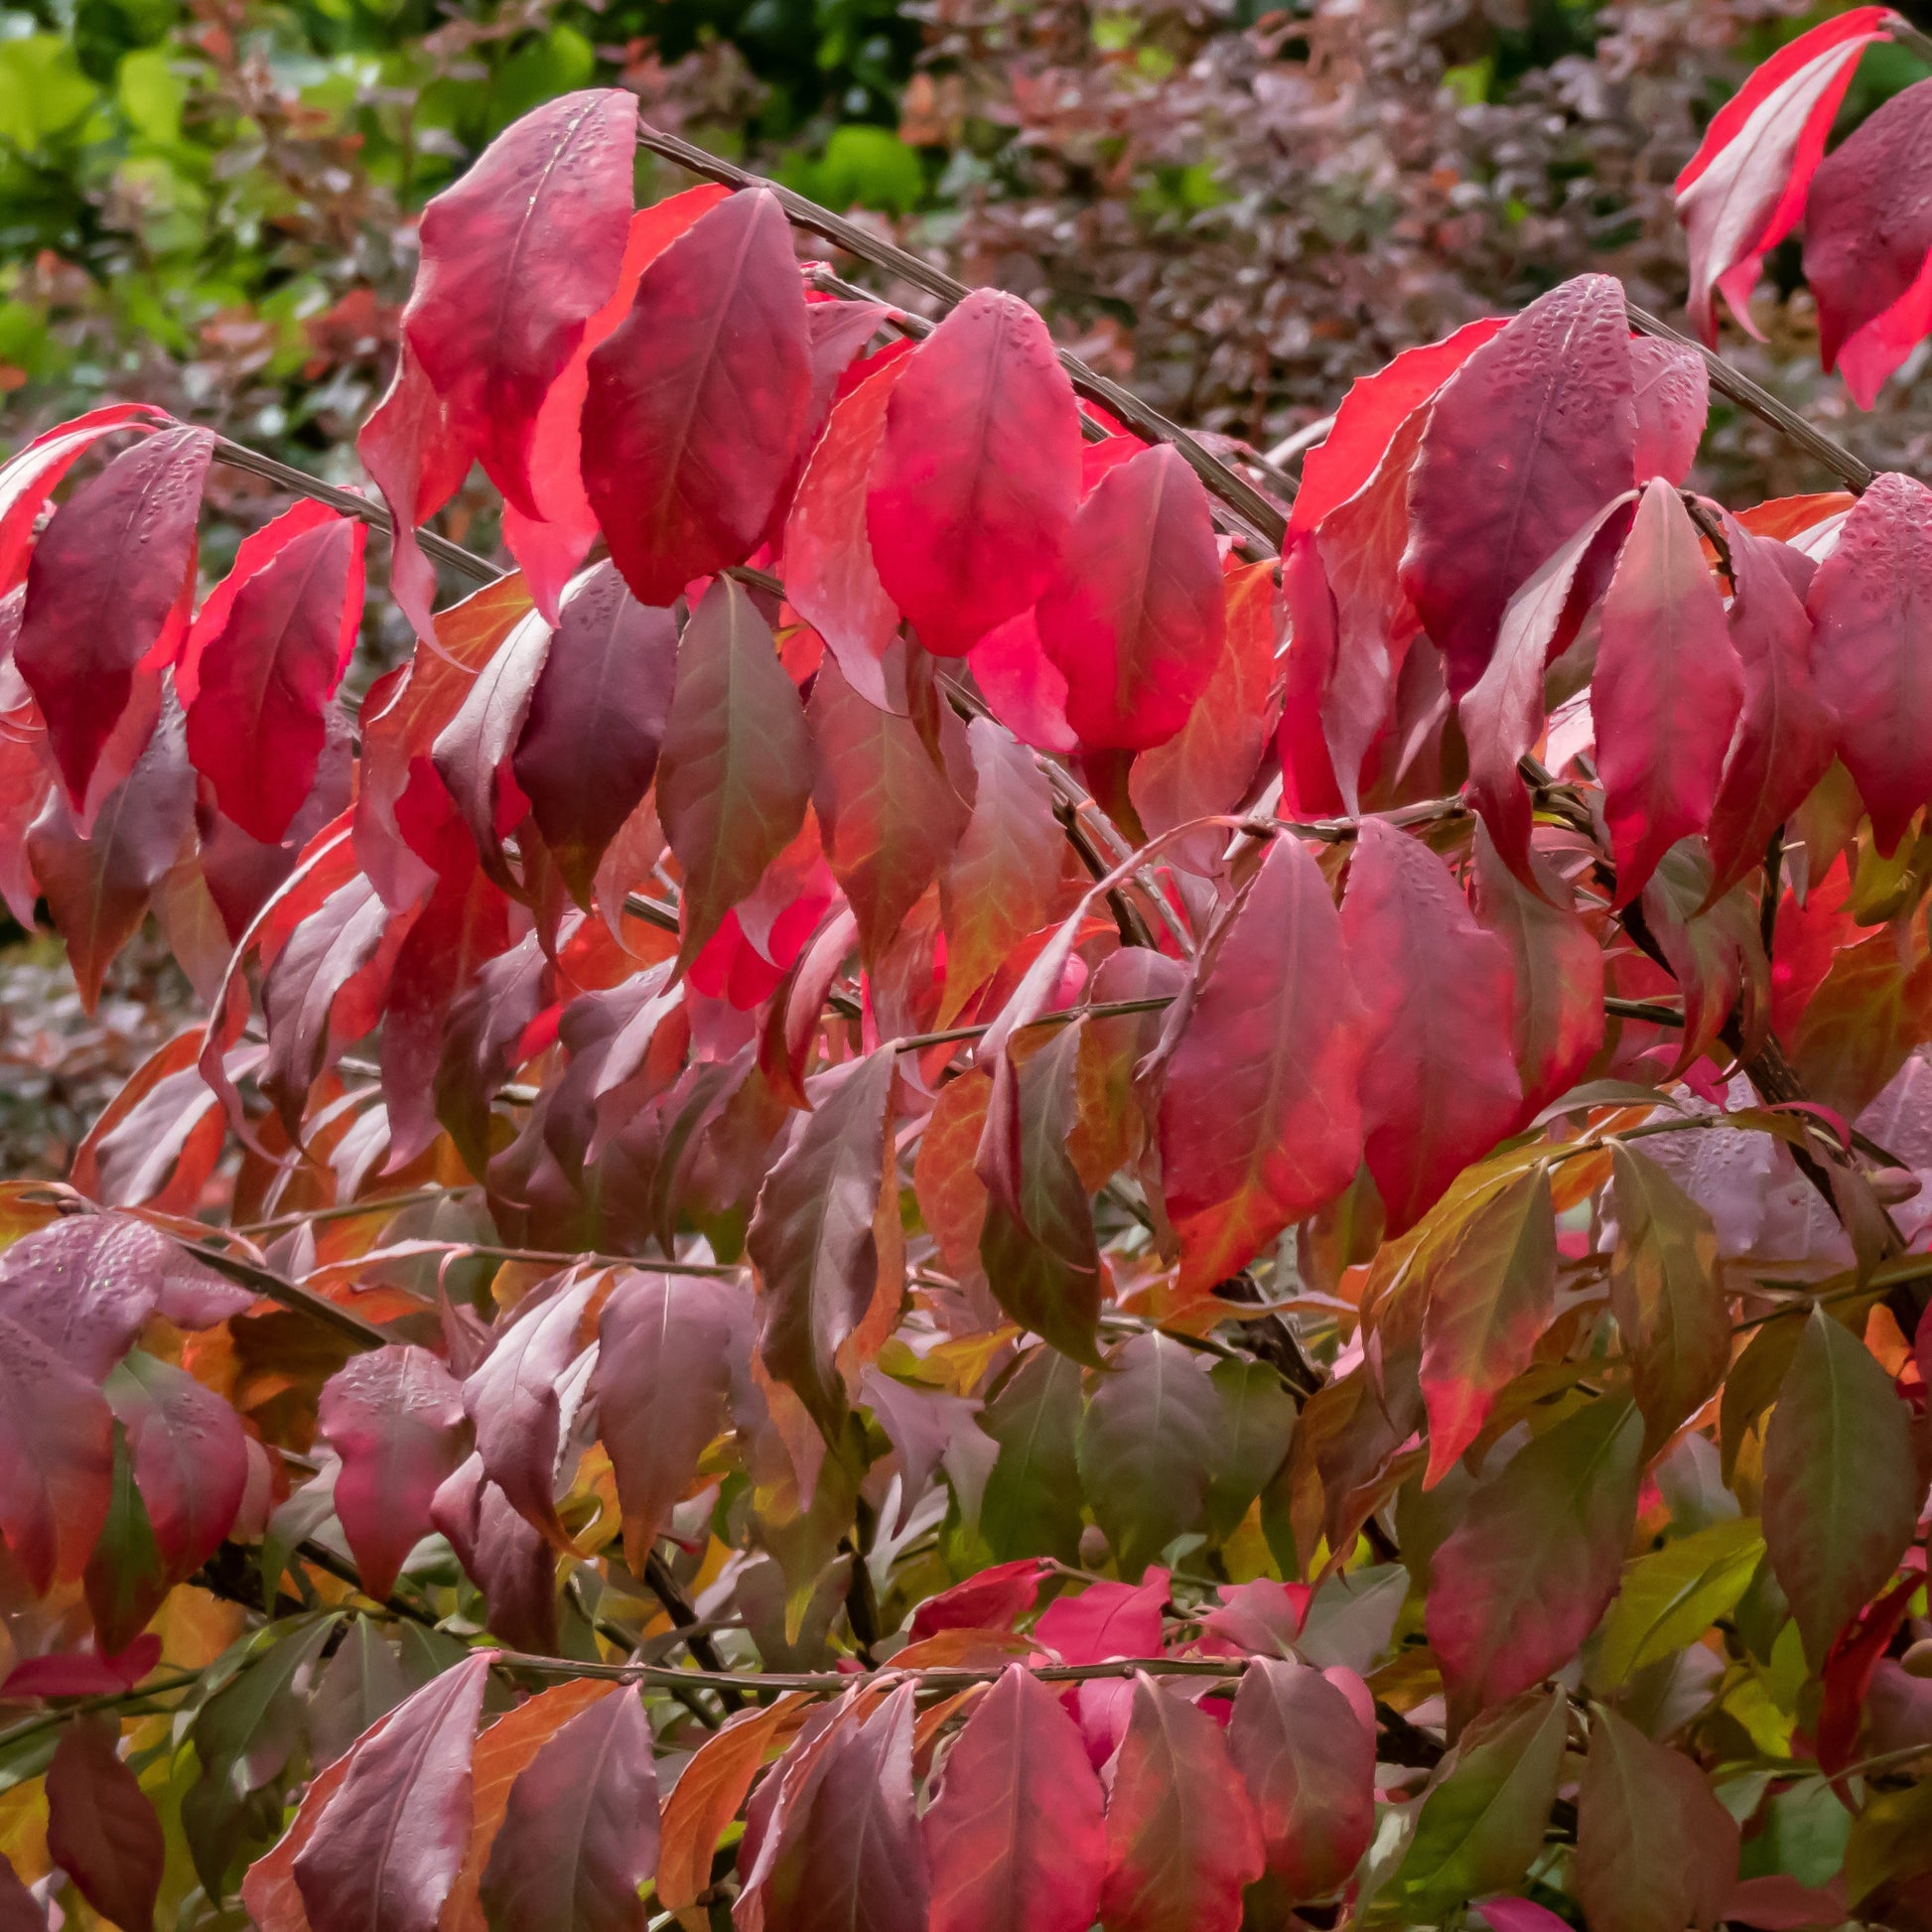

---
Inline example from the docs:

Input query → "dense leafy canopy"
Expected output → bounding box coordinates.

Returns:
[1,35,1932,1932]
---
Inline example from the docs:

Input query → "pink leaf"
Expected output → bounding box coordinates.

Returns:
[867,289,1082,655]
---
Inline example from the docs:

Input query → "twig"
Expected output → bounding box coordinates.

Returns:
[643,1552,746,1715]
[634,119,1287,555]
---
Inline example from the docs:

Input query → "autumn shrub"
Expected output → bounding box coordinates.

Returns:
[2,12,1932,1932]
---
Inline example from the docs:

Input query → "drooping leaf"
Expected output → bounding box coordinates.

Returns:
[46,1718,166,1932]
[748,1047,897,1440]
[1703,517,1835,901]
[923,1665,1106,1932]
[1574,1704,1739,1932]
[292,1650,492,1932]
[1097,1673,1265,1932]
[1804,77,1932,407]
[431,609,553,887]
[591,1270,742,1567]
[1806,471,1932,855]
[511,563,676,905]
[1673,8,1891,341]
[1418,1165,1556,1486]
[656,575,812,969]
[1400,274,1635,696]
[1075,1331,1226,1578]
[404,90,638,516]
[809,653,970,961]
[1226,1657,1376,1902]
[976,1021,1103,1367]
[479,1687,656,1932]
[1468,823,1604,1122]
[1035,443,1225,752]
[1425,1395,1644,1724]
[28,697,196,1013]
[978,1345,1086,1564]
[1607,1145,1728,1453]
[1629,338,1710,484]
[783,353,908,707]
[0,1305,114,1593]
[14,424,211,818]
[107,1349,248,1581]
[0,403,164,594]
[1342,818,1521,1232]
[1592,477,1743,904]
[185,512,365,844]
[938,717,1064,1026]
[866,289,1082,655]
[0,1214,170,1379]
[1203,1357,1297,1543]
[583,190,812,604]
[1762,1306,1922,1668]
[462,1275,597,1550]
[1388,1688,1566,1917]
[318,1346,470,1602]
[1159,834,1368,1292]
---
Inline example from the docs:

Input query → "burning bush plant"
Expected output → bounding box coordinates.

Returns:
[0,18,1931,1929]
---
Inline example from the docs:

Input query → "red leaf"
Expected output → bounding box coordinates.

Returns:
[966,609,1076,753]
[2,1633,160,1699]
[1130,559,1282,876]
[463,1274,598,1549]
[1226,1657,1376,1901]
[1098,1673,1265,1932]
[1703,519,1835,901]
[28,698,196,1013]
[591,1270,742,1566]
[655,578,810,971]
[1629,338,1710,485]
[1160,834,1367,1291]
[319,1345,471,1601]
[431,1458,559,1656]
[293,1652,492,1932]
[784,352,908,708]
[479,1687,657,1932]
[1468,823,1604,1123]
[501,187,730,617]
[866,288,1082,655]
[431,610,552,887]
[1342,819,1520,1232]
[907,1560,1048,1642]
[1674,9,1889,341]
[0,404,164,595]
[356,345,470,646]
[1401,274,1635,696]
[747,1048,897,1439]
[108,1350,248,1579]
[1592,477,1742,905]
[583,190,812,604]
[1807,471,1932,854]
[1036,443,1224,752]
[405,90,638,516]
[46,1719,165,1932]
[1034,1570,1168,1664]
[185,511,365,843]
[1425,1395,1644,1725]
[924,1665,1105,1932]
[754,1686,928,1932]
[808,652,971,961]
[14,425,211,819]
[1288,318,1505,537]
[512,563,676,905]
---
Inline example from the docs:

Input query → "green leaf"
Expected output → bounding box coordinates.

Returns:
[117,47,182,144]
[1204,1357,1296,1543]
[1762,1306,1921,1667]
[1389,1686,1566,1916]
[1597,1515,1764,1687]
[978,1345,1085,1564]
[0,36,98,151]
[82,1423,168,1655]
[1076,1330,1227,1579]
[193,1613,339,1798]
[1609,1144,1728,1453]
[1846,1778,1932,1909]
